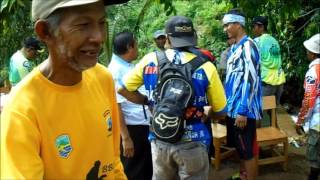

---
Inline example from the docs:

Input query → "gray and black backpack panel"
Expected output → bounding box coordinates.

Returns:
[152,50,207,143]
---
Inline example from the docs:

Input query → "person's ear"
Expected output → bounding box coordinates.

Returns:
[34,20,53,43]
[126,44,133,52]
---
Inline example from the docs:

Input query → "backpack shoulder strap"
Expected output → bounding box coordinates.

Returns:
[188,55,208,72]
[185,47,208,71]
[186,47,202,57]
[155,51,169,67]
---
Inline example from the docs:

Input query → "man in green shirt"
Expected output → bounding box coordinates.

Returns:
[9,37,41,86]
[252,16,286,105]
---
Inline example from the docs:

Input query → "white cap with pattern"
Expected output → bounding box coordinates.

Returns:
[304,33,320,54]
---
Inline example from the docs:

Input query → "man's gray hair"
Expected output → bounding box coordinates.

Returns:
[45,9,64,37]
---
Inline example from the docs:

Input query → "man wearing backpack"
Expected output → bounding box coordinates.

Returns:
[118,16,227,180]
[222,9,262,180]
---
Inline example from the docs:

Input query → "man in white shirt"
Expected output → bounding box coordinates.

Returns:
[108,31,152,180]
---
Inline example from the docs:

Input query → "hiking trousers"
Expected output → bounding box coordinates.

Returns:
[151,140,209,180]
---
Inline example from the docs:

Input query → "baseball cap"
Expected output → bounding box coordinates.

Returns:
[303,33,320,54]
[23,37,42,51]
[32,0,129,21]
[153,30,166,39]
[252,16,268,27]
[165,16,197,48]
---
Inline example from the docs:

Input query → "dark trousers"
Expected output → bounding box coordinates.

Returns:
[226,116,236,147]
[120,125,152,180]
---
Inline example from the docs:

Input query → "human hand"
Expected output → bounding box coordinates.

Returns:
[235,115,247,129]
[201,106,211,123]
[122,137,134,158]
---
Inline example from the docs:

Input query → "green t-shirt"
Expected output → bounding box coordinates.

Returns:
[254,34,286,85]
[9,50,35,85]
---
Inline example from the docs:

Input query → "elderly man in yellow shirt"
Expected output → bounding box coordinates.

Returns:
[1,0,128,179]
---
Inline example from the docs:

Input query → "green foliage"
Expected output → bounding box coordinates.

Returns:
[107,0,232,63]
[0,66,9,86]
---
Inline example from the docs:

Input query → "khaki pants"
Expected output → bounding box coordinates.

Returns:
[151,140,209,180]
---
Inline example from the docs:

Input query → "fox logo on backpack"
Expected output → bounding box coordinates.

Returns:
[152,50,207,143]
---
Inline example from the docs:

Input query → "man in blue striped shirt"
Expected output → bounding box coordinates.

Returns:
[222,9,262,180]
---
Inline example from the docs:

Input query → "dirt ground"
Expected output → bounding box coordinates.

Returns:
[208,145,309,180]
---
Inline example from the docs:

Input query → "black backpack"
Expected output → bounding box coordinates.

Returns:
[151,50,207,143]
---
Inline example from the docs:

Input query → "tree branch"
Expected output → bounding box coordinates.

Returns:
[297,8,320,18]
